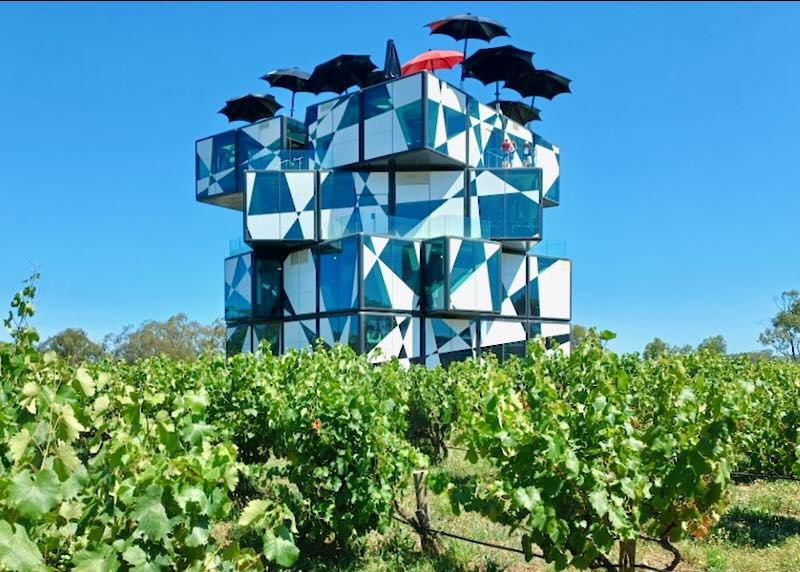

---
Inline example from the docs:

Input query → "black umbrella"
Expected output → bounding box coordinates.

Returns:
[308,54,377,94]
[218,94,282,123]
[504,69,572,100]
[358,70,388,89]
[491,100,541,124]
[426,13,510,81]
[384,39,401,79]
[261,67,313,118]
[462,45,535,100]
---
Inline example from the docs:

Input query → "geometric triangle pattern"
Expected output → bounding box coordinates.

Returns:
[319,314,359,351]
[363,75,425,160]
[245,171,316,241]
[425,74,468,164]
[362,236,421,311]
[394,171,465,239]
[467,98,503,168]
[447,238,501,312]
[307,92,360,168]
[196,130,237,199]
[500,252,527,317]
[470,169,541,240]
[534,134,561,206]
[224,253,252,319]
[366,315,419,367]
[238,119,283,172]
[283,319,317,352]
[529,256,571,320]
[424,318,477,367]
[226,324,252,357]
[319,171,390,239]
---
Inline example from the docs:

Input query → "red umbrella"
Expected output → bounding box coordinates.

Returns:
[401,49,464,76]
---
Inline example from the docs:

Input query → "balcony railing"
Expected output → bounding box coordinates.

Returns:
[324,213,492,241]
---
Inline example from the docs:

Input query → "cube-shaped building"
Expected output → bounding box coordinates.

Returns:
[198,72,571,366]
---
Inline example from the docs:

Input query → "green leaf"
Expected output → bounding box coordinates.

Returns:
[122,545,147,567]
[608,502,628,530]
[73,547,120,572]
[56,443,80,473]
[9,469,62,520]
[8,428,31,464]
[186,526,210,547]
[75,368,96,398]
[263,526,299,568]
[180,420,214,446]
[588,489,609,517]
[513,486,541,511]
[238,499,271,526]
[58,405,86,442]
[0,521,45,572]
[131,485,171,541]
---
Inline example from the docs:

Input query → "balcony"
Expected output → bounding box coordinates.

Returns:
[195,116,308,210]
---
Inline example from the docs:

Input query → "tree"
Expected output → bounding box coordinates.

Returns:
[39,328,105,365]
[697,335,727,355]
[759,290,800,361]
[105,314,225,362]
[643,337,670,359]
[570,324,587,351]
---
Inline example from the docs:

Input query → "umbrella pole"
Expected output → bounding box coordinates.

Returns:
[460,37,468,88]
[291,91,296,118]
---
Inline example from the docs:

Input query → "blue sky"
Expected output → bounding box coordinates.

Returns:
[1,1,798,354]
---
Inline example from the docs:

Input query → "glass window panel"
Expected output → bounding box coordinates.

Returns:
[450,240,476,292]
[486,248,501,312]
[254,256,282,318]
[364,315,394,353]
[505,192,538,237]
[423,239,446,310]
[320,171,356,209]
[318,236,358,311]
[253,323,280,355]
[212,131,236,173]
[396,101,423,149]
[286,118,308,149]
[363,84,392,119]
[398,241,421,301]
[249,172,282,215]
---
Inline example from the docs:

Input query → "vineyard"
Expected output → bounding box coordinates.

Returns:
[2,277,800,571]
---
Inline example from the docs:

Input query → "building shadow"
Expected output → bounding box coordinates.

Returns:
[715,507,800,548]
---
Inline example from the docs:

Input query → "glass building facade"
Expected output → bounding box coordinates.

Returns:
[202,71,571,365]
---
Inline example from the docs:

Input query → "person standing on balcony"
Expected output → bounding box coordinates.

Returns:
[501,138,515,167]
[523,141,532,167]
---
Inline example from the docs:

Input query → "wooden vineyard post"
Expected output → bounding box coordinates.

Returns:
[413,470,442,555]
[619,539,636,572]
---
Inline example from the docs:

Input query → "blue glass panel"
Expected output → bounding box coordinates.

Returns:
[423,239,446,310]
[254,256,281,318]
[505,192,538,237]
[487,249,501,313]
[212,131,236,173]
[249,172,282,215]
[426,100,439,148]
[363,266,391,308]
[226,325,249,357]
[396,101,423,149]
[364,315,395,353]
[318,236,358,312]
[363,84,392,119]
[320,172,356,209]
